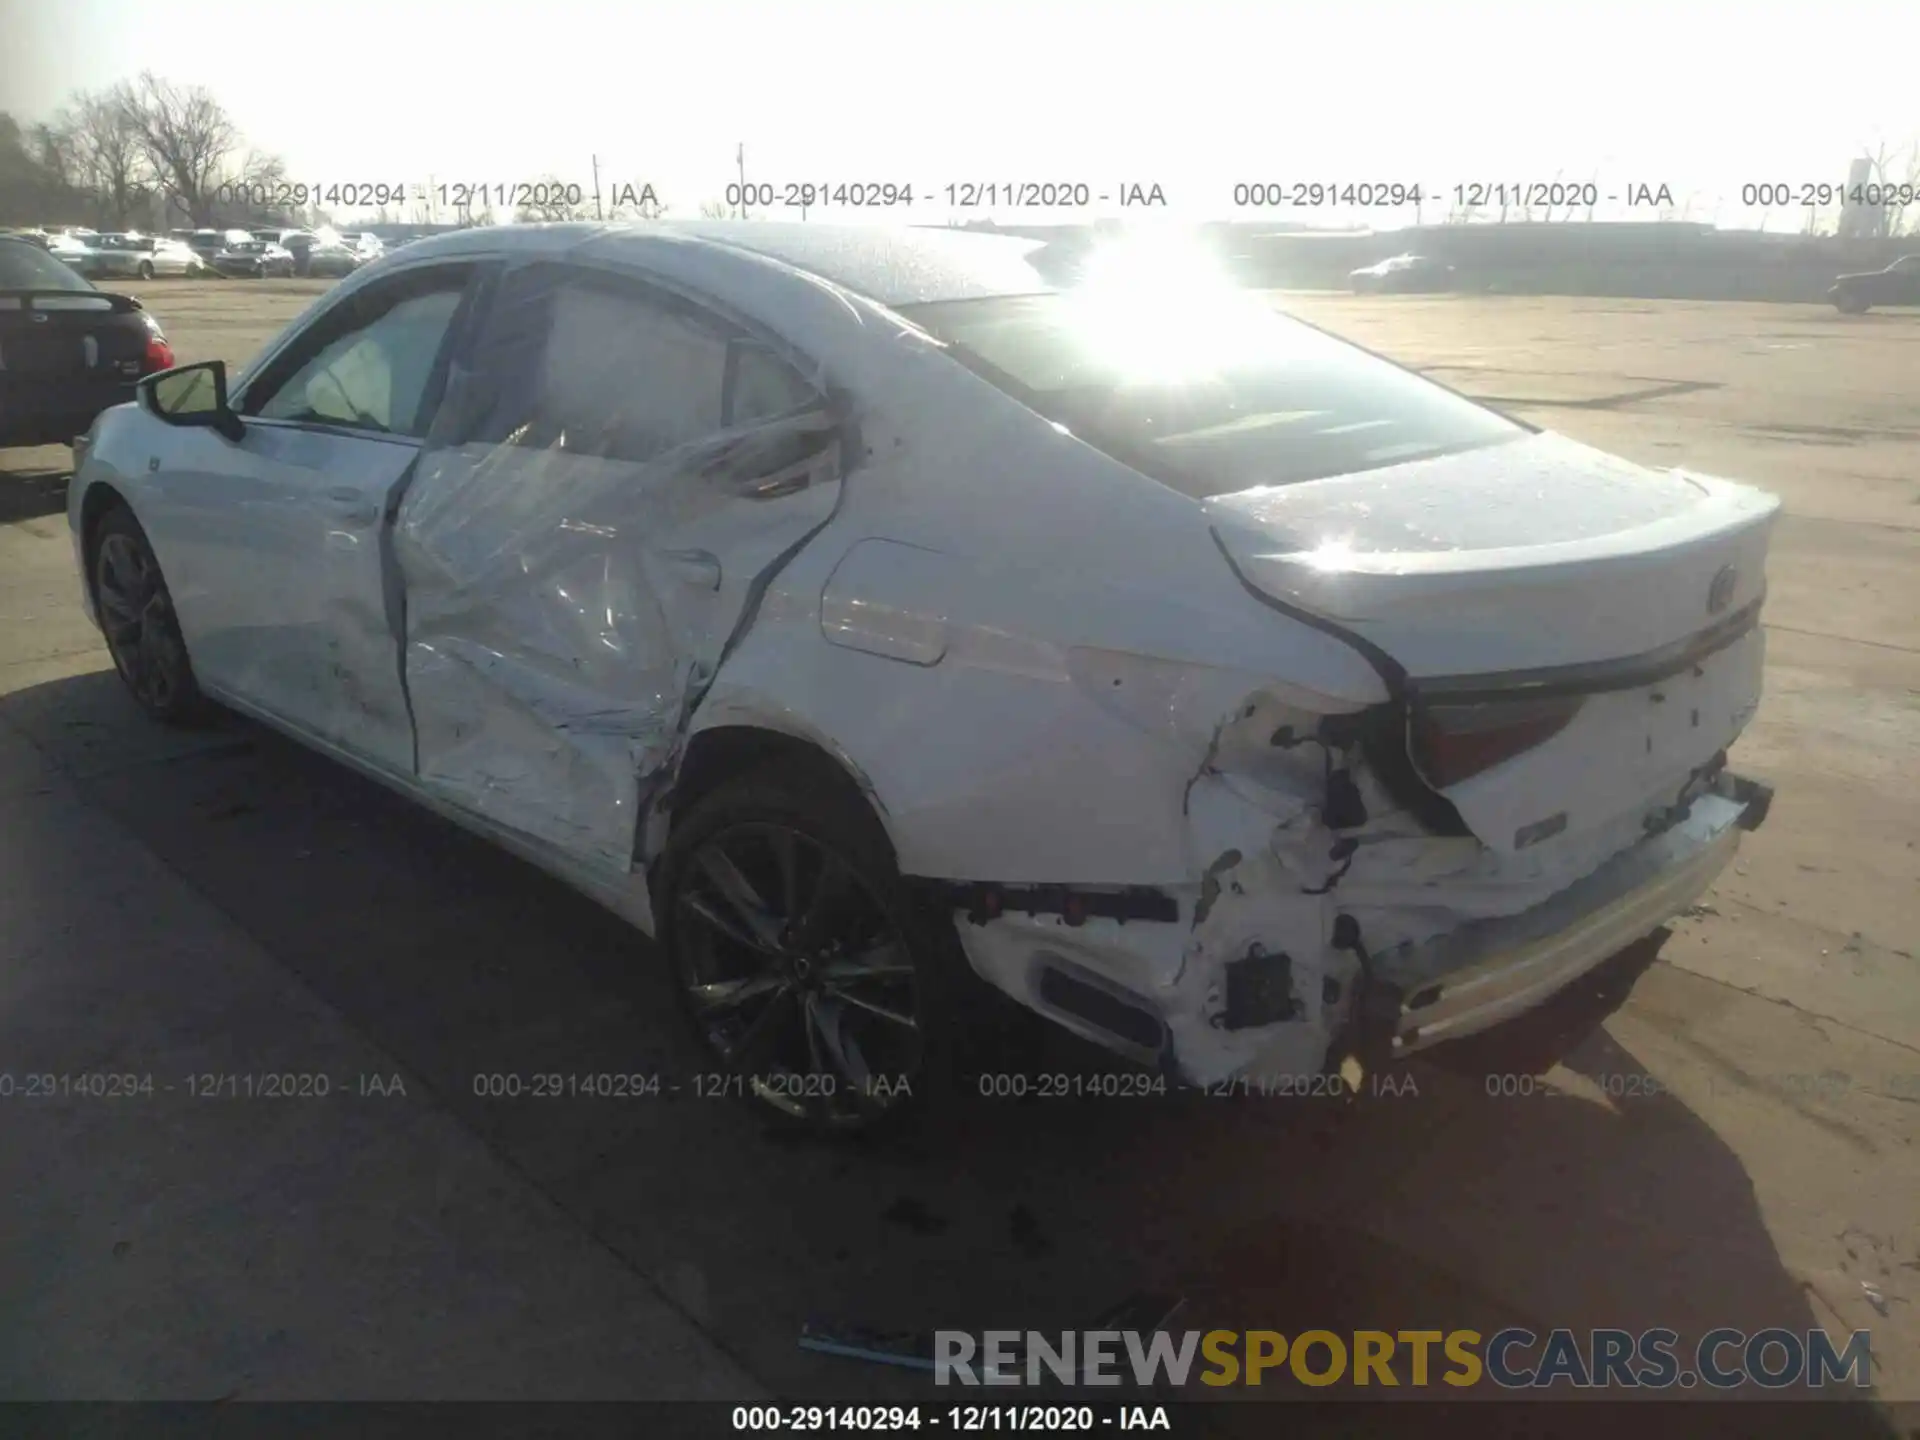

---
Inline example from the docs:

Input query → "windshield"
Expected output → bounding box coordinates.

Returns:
[897,288,1525,500]
[0,239,96,292]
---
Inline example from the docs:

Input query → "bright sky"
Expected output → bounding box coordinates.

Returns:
[3,0,1917,229]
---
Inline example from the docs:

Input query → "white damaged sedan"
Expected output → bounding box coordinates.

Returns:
[68,222,1776,1130]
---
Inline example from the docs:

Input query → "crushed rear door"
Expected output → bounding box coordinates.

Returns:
[393,262,842,877]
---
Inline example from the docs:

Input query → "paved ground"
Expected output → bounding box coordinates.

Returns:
[1,281,1915,1425]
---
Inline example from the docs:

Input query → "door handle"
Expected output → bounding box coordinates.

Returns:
[659,549,722,591]
[323,487,379,524]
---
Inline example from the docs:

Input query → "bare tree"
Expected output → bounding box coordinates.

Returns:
[0,114,84,225]
[515,174,594,222]
[63,84,150,228]
[1872,138,1920,237]
[607,184,666,220]
[216,149,290,223]
[124,72,240,226]
[27,120,83,193]
[698,197,732,219]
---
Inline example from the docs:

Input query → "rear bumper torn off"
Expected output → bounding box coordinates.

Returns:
[1372,772,1771,1058]
[941,769,1771,1088]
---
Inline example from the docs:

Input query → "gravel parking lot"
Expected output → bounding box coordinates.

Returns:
[1,281,1914,1424]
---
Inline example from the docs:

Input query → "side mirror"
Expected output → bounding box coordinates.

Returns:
[141,360,244,441]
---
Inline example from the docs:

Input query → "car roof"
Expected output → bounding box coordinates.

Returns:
[392,221,1057,306]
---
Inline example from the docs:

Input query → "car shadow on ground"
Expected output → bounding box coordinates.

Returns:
[0,670,1897,1437]
[0,454,73,524]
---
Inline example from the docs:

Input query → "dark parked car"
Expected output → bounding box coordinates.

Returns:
[254,229,324,275]
[302,240,364,278]
[184,230,229,263]
[1350,253,1455,294]
[211,239,296,278]
[0,236,176,447]
[1829,255,1920,313]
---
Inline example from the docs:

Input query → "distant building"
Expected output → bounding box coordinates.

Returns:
[1838,156,1886,239]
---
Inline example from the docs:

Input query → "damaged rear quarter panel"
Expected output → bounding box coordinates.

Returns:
[658,287,1415,1082]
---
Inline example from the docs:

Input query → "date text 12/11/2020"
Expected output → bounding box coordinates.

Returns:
[464,1071,1423,1101]
[731,1404,1174,1432]
[0,1072,408,1099]
[1229,181,1678,209]
[197,176,1690,214]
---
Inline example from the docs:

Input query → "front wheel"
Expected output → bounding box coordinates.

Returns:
[1834,288,1869,314]
[91,505,209,725]
[655,764,968,1134]
[136,260,155,280]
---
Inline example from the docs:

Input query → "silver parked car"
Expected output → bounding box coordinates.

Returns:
[45,232,108,279]
[1349,253,1456,294]
[94,235,207,279]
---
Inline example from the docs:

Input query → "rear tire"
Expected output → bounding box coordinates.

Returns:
[136,260,154,280]
[654,763,975,1136]
[90,505,210,726]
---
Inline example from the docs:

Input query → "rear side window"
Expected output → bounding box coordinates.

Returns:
[0,240,94,292]
[897,291,1525,499]
[463,266,818,465]
[537,283,729,461]
[728,342,816,426]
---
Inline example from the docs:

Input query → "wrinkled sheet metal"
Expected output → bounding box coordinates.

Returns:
[392,290,841,874]
[952,676,1721,1085]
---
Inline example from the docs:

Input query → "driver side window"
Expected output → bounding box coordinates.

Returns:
[248,273,469,438]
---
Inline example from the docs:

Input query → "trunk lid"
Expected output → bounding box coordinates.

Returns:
[1206,432,1777,677]
[0,290,150,379]
[1205,432,1781,853]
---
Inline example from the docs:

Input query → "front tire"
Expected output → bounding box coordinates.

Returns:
[1834,288,1869,314]
[136,260,155,280]
[654,764,968,1134]
[91,505,209,726]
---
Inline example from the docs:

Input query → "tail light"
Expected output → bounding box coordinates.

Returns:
[140,315,174,372]
[1411,696,1584,788]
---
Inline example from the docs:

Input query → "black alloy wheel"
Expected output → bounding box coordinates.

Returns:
[657,765,958,1133]
[92,506,207,725]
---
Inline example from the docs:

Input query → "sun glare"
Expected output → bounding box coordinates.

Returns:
[1064,232,1265,383]
[1303,537,1359,571]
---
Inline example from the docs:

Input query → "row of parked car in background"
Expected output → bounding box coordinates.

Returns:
[1,225,387,281]
[1346,248,1920,311]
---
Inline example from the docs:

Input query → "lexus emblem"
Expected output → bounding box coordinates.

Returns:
[1707,564,1738,614]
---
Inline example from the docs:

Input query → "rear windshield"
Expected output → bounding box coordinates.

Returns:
[896,290,1525,499]
[0,240,96,293]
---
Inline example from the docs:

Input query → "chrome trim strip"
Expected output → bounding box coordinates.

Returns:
[1409,594,1765,704]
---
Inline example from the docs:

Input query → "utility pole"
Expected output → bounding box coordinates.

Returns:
[591,154,604,219]
[737,142,747,219]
